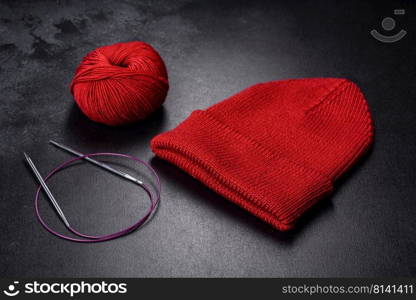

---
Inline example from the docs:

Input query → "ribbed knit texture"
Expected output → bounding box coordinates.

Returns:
[151,78,374,231]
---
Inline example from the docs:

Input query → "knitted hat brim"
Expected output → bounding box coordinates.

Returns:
[151,110,333,231]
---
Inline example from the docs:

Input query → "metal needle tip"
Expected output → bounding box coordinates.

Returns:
[49,140,61,147]
[50,141,144,186]
[24,151,71,228]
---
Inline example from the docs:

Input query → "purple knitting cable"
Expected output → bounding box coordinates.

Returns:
[34,153,161,243]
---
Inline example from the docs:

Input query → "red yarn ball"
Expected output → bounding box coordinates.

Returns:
[70,41,169,126]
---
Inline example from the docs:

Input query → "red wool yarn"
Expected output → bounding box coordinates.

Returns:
[151,78,374,231]
[70,41,169,126]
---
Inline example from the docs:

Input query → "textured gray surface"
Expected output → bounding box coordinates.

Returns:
[0,0,415,277]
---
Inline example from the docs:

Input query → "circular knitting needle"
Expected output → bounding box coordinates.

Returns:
[24,152,71,228]
[49,140,144,186]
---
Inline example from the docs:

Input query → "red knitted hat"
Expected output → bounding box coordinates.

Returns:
[151,78,374,231]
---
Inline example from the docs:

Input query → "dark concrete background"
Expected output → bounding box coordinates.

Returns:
[1,0,415,277]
